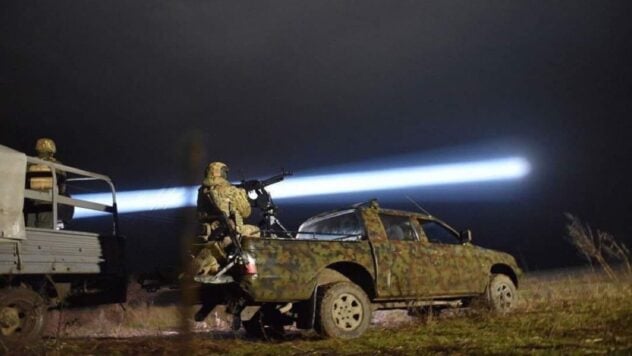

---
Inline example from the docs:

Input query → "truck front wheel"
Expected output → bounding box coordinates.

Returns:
[485,274,517,313]
[316,282,371,339]
[0,287,47,346]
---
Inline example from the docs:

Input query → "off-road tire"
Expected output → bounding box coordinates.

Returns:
[316,282,371,339]
[485,274,517,313]
[0,287,47,346]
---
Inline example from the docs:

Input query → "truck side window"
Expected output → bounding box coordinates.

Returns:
[296,211,363,240]
[421,221,460,245]
[380,215,417,241]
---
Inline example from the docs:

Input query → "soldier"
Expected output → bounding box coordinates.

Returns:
[193,162,259,278]
[25,138,71,228]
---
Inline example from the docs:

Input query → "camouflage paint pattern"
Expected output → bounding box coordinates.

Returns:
[226,202,521,303]
[241,237,375,302]
[366,205,520,298]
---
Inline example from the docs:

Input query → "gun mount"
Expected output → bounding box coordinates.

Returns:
[237,170,293,238]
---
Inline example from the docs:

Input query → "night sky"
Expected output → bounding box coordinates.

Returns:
[2,1,631,272]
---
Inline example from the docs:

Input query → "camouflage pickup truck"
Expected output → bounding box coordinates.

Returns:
[197,200,521,339]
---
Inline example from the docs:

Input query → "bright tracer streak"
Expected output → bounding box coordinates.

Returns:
[74,157,530,218]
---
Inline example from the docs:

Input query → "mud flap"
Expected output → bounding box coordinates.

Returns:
[295,285,318,329]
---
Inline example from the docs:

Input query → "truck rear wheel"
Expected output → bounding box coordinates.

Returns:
[0,287,47,346]
[316,282,371,339]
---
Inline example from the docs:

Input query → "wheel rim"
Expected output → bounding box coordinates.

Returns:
[0,298,40,338]
[331,292,363,331]
[493,282,514,310]
[1,306,21,335]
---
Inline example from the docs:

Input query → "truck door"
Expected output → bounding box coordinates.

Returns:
[360,208,404,298]
[362,208,437,298]
[416,219,483,295]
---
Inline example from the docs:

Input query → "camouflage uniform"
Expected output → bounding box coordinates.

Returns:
[25,138,72,228]
[193,162,260,276]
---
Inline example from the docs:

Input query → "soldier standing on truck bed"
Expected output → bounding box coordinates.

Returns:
[24,138,73,228]
[193,162,259,278]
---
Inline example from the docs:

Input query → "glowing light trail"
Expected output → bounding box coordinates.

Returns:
[74,157,530,218]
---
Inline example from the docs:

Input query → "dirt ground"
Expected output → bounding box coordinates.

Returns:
[5,269,632,355]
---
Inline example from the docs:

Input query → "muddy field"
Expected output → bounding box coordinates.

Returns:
[6,270,632,355]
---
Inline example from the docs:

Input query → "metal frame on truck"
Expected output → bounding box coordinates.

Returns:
[0,144,126,346]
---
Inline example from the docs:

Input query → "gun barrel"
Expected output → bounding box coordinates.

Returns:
[239,170,292,191]
[261,171,292,187]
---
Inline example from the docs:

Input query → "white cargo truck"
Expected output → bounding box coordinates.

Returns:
[0,144,126,345]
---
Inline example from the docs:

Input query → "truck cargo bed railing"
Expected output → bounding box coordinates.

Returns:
[25,156,119,235]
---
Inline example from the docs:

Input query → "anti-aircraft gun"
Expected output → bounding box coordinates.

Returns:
[192,170,292,285]
[237,170,293,238]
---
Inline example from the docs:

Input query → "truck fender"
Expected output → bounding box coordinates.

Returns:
[315,268,351,286]
[296,268,351,330]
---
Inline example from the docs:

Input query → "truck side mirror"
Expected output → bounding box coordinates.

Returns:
[460,229,472,243]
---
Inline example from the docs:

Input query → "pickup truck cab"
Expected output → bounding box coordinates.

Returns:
[199,200,520,339]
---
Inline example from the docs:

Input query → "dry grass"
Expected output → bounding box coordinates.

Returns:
[9,268,632,355]
[565,213,631,280]
[42,284,232,339]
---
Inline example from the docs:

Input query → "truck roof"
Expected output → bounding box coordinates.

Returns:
[303,200,433,223]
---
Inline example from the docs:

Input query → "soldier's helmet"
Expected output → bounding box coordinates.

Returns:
[206,162,229,179]
[35,138,56,157]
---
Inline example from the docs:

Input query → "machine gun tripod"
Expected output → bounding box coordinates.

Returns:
[237,170,293,238]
